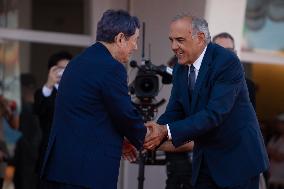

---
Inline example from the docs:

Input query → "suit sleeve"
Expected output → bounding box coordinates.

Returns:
[157,65,185,125]
[101,63,146,150]
[34,89,55,117]
[169,56,244,147]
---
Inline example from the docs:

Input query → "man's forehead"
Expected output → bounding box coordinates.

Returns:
[170,18,191,31]
[169,21,191,38]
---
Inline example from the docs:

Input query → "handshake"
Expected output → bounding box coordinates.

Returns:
[122,121,168,162]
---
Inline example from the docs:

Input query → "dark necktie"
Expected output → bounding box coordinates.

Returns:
[188,64,196,92]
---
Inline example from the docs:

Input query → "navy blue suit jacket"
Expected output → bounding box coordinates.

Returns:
[41,42,147,189]
[158,43,269,187]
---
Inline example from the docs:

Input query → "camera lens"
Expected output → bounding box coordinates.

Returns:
[140,79,154,92]
[134,74,159,98]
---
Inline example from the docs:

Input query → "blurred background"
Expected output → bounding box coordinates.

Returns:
[0,0,284,189]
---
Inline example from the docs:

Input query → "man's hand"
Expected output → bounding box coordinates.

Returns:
[143,121,168,150]
[122,139,137,162]
[45,66,60,89]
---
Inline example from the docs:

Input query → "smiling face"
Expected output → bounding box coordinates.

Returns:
[116,28,139,63]
[169,18,205,65]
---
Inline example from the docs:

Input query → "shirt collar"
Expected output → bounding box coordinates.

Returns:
[55,83,59,90]
[190,45,207,71]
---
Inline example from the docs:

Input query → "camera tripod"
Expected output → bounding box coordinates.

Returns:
[132,98,166,189]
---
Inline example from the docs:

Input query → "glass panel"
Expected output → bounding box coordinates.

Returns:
[243,0,284,54]
[0,0,20,107]
[0,40,20,106]
[0,0,90,34]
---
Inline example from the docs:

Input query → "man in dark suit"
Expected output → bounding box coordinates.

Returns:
[40,10,148,189]
[34,51,72,175]
[144,14,269,189]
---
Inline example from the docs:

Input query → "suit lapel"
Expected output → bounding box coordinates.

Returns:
[190,44,213,113]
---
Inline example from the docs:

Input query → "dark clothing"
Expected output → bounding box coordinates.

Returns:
[245,78,256,109]
[34,88,57,173]
[13,103,41,189]
[195,158,259,189]
[165,152,193,189]
[41,42,146,189]
[269,184,284,189]
[40,180,90,189]
[157,43,269,188]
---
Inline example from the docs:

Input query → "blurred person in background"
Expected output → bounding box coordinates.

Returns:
[267,113,284,189]
[0,95,19,188]
[33,51,72,182]
[13,73,41,189]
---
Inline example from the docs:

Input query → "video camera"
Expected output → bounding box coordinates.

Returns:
[129,59,172,101]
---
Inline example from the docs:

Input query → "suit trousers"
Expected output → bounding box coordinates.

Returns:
[166,156,193,189]
[195,158,259,189]
[40,179,90,189]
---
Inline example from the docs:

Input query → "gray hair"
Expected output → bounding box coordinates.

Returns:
[172,13,211,45]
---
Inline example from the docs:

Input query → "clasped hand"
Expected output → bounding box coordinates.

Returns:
[143,121,168,150]
[122,122,168,162]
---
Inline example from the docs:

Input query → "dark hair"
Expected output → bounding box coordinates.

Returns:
[96,9,140,43]
[47,51,73,70]
[212,32,235,48]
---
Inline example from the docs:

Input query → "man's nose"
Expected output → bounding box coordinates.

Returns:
[171,41,178,50]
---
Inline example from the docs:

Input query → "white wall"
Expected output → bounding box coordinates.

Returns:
[90,0,129,40]
[205,0,247,53]
[19,0,32,73]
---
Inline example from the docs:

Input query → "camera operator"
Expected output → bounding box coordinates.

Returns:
[159,56,194,189]
[0,95,19,187]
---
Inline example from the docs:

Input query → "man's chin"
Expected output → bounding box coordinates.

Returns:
[177,60,186,65]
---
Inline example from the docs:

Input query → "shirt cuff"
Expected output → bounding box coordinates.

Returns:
[42,85,53,97]
[166,124,172,140]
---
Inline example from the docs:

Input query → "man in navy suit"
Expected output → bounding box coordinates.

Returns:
[40,10,148,189]
[144,14,269,189]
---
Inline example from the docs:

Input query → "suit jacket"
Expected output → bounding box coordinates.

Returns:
[34,87,57,172]
[41,42,147,189]
[158,43,269,187]
[245,78,256,109]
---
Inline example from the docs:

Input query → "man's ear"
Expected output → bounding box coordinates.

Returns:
[197,32,206,45]
[114,32,125,47]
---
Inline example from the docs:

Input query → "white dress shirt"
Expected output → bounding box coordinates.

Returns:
[42,84,59,97]
[167,46,207,140]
